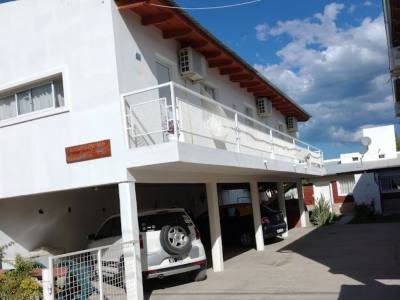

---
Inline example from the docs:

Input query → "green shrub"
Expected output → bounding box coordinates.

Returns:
[0,255,42,300]
[310,196,335,227]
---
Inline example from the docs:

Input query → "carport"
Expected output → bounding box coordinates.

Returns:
[0,165,308,300]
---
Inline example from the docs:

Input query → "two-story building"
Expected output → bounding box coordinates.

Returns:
[0,0,324,299]
[383,0,400,116]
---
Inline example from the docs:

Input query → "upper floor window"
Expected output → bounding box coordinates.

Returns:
[202,84,217,101]
[244,105,254,127]
[0,77,64,121]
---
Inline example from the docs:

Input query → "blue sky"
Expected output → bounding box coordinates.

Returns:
[0,0,395,159]
[175,0,397,158]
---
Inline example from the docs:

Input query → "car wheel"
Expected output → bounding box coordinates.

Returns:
[239,231,254,248]
[160,224,192,256]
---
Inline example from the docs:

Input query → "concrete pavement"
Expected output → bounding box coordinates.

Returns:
[144,223,400,300]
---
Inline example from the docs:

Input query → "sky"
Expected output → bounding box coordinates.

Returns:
[0,0,396,159]
[174,0,398,159]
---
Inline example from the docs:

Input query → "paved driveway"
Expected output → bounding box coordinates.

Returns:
[144,222,400,300]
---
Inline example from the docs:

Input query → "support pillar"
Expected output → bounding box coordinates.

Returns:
[119,174,144,300]
[249,181,264,251]
[206,182,224,272]
[277,182,289,237]
[296,180,307,228]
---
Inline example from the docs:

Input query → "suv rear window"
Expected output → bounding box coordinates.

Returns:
[96,217,121,240]
[139,211,192,232]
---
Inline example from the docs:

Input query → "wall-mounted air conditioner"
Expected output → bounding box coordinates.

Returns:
[286,116,298,132]
[256,97,272,117]
[178,47,206,82]
[391,47,400,74]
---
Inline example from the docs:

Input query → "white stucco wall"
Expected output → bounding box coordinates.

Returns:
[362,125,397,161]
[0,187,120,265]
[0,0,127,199]
[353,173,382,213]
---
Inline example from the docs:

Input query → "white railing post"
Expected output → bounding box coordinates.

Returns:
[170,82,179,141]
[43,257,54,300]
[235,112,240,152]
[97,249,104,300]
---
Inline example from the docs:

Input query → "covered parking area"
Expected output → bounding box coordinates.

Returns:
[0,162,310,300]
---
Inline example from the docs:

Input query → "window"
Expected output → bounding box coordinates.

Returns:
[244,105,254,127]
[379,154,385,159]
[278,122,285,132]
[202,84,217,100]
[352,157,359,161]
[380,175,400,193]
[96,217,121,240]
[0,77,64,121]
[337,175,355,195]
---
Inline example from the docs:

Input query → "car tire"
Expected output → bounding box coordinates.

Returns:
[160,224,192,256]
[239,231,254,248]
[190,267,207,282]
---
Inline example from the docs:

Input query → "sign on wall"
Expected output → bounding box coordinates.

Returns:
[65,140,111,164]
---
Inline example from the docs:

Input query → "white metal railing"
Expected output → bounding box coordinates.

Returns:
[42,241,137,300]
[122,82,323,167]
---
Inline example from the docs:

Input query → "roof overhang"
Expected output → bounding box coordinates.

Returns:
[116,0,311,122]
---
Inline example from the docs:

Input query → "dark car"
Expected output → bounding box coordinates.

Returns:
[195,203,287,247]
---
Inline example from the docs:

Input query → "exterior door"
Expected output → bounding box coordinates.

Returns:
[156,61,172,105]
[314,182,333,210]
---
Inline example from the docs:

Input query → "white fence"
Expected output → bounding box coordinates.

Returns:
[42,241,137,300]
[122,82,323,167]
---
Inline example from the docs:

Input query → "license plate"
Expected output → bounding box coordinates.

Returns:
[277,228,284,233]
[168,257,182,263]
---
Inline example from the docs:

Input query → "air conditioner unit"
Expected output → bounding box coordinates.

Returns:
[256,97,272,117]
[286,116,298,132]
[178,47,206,82]
[391,47,400,74]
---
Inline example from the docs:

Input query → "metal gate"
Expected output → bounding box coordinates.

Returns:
[42,241,138,300]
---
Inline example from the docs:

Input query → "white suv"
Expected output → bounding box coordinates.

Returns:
[88,208,207,281]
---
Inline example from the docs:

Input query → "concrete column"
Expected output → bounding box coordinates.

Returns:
[277,182,289,238]
[206,182,224,272]
[249,181,264,251]
[296,180,307,228]
[119,175,144,300]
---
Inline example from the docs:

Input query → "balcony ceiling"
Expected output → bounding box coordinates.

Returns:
[116,0,311,122]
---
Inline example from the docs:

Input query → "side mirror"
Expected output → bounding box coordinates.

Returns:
[87,234,95,241]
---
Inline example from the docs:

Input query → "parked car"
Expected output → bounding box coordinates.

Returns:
[88,208,207,281]
[195,203,287,247]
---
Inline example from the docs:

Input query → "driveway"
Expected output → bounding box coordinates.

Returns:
[144,222,400,300]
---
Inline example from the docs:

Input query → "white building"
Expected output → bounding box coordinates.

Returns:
[0,0,324,299]
[304,125,400,215]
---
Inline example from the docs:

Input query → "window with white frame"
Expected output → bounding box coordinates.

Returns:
[278,122,285,132]
[0,77,64,121]
[380,175,400,193]
[244,105,254,127]
[337,175,355,195]
[201,83,217,101]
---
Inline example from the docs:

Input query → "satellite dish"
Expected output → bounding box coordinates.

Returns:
[361,136,371,147]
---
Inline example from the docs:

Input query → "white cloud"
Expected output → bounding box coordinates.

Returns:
[364,1,373,6]
[254,2,394,150]
[348,4,357,13]
[255,23,268,41]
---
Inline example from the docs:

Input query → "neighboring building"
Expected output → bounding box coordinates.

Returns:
[0,1,323,299]
[382,0,400,116]
[304,125,400,214]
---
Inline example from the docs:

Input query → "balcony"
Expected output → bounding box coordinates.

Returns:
[122,82,323,168]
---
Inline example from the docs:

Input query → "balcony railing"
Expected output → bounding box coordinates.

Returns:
[122,82,323,167]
